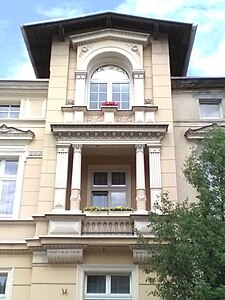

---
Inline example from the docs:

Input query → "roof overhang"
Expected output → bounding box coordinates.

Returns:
[21,12,196,78]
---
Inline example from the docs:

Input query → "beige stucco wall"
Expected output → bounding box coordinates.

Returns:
[172,89,225,202]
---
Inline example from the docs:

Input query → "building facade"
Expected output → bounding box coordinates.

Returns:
[0,12,224,300]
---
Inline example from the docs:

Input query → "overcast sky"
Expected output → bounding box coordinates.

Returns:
[1,0,225,79]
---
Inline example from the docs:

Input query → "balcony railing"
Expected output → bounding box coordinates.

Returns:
[82,216,134,235]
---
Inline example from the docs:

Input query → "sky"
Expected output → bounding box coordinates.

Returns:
[1,0,225,79]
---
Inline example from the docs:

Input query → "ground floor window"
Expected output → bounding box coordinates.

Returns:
[78,265,137,300]
[85,274,131,299]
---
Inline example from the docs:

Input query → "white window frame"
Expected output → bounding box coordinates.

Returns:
[199,98,222,119]
[77,265,138,300]
[0,147,26,219]
[0,104,20,119]
[87,165,131,208]
[0,268,13,300]
[88,65,131,110]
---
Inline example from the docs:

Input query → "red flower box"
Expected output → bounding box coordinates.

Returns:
[101,101,118,106]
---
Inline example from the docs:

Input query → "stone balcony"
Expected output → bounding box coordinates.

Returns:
[61,103,158,124]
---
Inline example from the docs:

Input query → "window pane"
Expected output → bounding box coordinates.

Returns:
[111,275,130,294]
[200,104,220,118]
[87,275,106,293]
[0,105,20,118]
[4,161,18,175]
[112,172,125,185]
[111,192,126,207]
[92,191,108,207]
[93,172,107,185]
[90,83,98,92]
[0,273,7,294]
[0,181,16,214]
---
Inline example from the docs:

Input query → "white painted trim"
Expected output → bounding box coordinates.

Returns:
[87,165,131,208]
[0,147,27,219]
[77,264,139,300]
[0,268,14,300]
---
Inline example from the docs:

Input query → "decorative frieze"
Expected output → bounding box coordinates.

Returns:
[47,248,83,264]
[51,124,168,143]
[133,249,149,264]
[28,151,43,158]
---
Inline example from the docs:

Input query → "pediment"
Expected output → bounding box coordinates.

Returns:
[184,123,224,140]
[0,124,35,145]
[70,28,150,48]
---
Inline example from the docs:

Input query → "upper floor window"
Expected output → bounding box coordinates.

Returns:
[89,65,130,110]
[0,105,20,118]
[199,99,222,119]
[0,269,13,300]
[0,159,18,216]
[0,273,7,295]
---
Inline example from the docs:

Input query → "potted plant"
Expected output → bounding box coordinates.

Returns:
[83,206,133,216]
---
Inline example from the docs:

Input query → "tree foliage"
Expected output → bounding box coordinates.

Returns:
[139,127,225,300]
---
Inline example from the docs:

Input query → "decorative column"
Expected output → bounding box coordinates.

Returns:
[54,145,70,210]
[74,71,87,106]
[70,144,83,212]
[148,144,162,210]
[135,144,147,211]
[132,70,145,106]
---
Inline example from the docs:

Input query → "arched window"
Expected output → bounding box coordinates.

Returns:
[89,65,130,110]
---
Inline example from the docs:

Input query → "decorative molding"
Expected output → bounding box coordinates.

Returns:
[47,248,83,264]
[185,123,223,140]
[70,28,150,48]
[79,44,93,57]
[115,114,133,123]
[86,114,103,123]
[28,150,43,158]
[65,99,75,105]
[133,249,149,264]
[144,98,154,105]
[0,124,34,140]
[51,124,168,143]
[74,70,87,80]
[132,69,145,79]
[126,43,141,55]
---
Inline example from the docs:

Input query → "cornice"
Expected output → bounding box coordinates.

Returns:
[51,123,168,143]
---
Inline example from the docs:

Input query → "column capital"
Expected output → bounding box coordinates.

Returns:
[72,144,83,153]
[147,143,161,153]
[74,70,87,80]
[132,69,145,79]
[135,144,145,152]
[56,146,70,154]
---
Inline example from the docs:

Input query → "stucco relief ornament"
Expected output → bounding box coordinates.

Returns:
[65,99,75,105]
[136,189,147,202]
[126,43,140,55]
[70,189,81,202]
[79,44,93,57]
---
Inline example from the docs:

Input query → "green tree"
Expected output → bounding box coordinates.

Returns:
[139,127,225,300]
